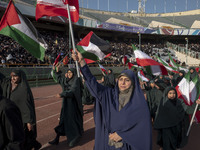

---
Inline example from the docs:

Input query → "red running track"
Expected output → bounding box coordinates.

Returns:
[32,85,200,150]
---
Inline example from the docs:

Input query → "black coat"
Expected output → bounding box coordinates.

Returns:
[0,96,24,150]
[54,68,83,142]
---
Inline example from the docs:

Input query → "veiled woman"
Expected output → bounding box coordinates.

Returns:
[1,70,41,150]
[49,64,83,147]
[72,50,152,150]
[104,69,116,88]
[146,80,163,121]
[154,87,200,150]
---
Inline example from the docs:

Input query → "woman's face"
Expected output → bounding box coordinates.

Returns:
[10,72,20,84]
[167,90,176,100]
[67,70,73,79]
[118,76,132,91]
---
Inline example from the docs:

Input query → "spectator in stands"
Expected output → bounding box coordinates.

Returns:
[49,63,83,147]
[154,87,200,150]
[72,49,152,150]
[1,70,41,150]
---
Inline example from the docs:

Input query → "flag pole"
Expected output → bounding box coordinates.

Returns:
[66,4,80,78]
[186,103,199,136]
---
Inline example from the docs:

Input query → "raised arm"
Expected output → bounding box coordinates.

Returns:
[71,49,107,101]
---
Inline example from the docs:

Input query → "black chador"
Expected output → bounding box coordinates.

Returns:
[1,70,41,150]
[49,68,83,147]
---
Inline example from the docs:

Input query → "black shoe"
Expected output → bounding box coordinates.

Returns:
[49,135,60,145]
[68,136,81,147]
[33,140,42,150]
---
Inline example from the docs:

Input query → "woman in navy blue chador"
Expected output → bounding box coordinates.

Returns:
[72,50,152,150]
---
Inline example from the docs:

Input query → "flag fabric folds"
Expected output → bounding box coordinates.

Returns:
[156,55,179,74]
[76,31,112,63]
[35,0,79,23]
[53,53,61,66]
[98,64,107,74]
[133,46,168,75]
[128,62,138,70]
[63,56,69,65]
[0,0,47,61]
[176,72,200,122]
[138,70,149,82]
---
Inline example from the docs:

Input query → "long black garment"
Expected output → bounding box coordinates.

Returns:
[146,87,163,119]
[104,69,116,88]
[0,96,25,150]
[1,70,37,150]
[54,68,83,142]
[154,87,197,150]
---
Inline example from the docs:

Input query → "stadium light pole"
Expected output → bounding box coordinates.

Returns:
[137,32,141,50]
[185,37,188,65]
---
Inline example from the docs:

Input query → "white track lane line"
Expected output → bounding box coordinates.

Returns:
[34,95,56,100]
[35,101,62,110]
[40,116,94,149]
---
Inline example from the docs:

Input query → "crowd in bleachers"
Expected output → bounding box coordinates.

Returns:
[0,30,195,67]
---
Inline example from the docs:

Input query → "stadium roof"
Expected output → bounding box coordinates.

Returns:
[1,0,200,30]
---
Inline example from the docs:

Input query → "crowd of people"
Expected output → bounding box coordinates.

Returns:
[0,30,189,67]
[1,51,200,149]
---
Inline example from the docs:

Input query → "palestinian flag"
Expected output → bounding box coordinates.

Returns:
[98,64,107,74]
[76,31,112,63]
[156,55,179,74]
[138,70,149,82]
[133,45,168,75]
[176,72,200,122]
[36,0,79,23]
[0,0,47,61]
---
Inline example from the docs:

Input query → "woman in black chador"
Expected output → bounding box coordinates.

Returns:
[49,64,83,147]
[1,70,41,150]
[154,87,200,150]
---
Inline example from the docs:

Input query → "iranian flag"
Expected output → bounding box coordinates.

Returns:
[156,55,179,74]
[176,72,200,122]
[76,31,112,64]
[138,70,149,82]
[0,0,47,61]
[133,45,168,75]
[98,64,107,74]
[168,53,179,69]
[36,0,79,23]
[128,62,138,69]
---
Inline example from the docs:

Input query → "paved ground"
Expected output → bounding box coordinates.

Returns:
[32,85,200,150]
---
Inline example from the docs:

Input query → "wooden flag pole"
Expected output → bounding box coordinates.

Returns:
[186,103,199,136]
[66,4,80,78]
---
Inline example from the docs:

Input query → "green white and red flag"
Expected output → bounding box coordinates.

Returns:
[76,31,112,64]
[156,55,179,74]
[0,0,47,61]
[138,70,149,82]
[128,62,138,70]
[168,53,179,69]
[133,45,168,75]
[176,72,200,122]
[35,0,79,22]
[98,64,107,74]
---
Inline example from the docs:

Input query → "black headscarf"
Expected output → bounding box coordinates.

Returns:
[189,67,197,81]
[2,69,36,124]
[154,87,186,129]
